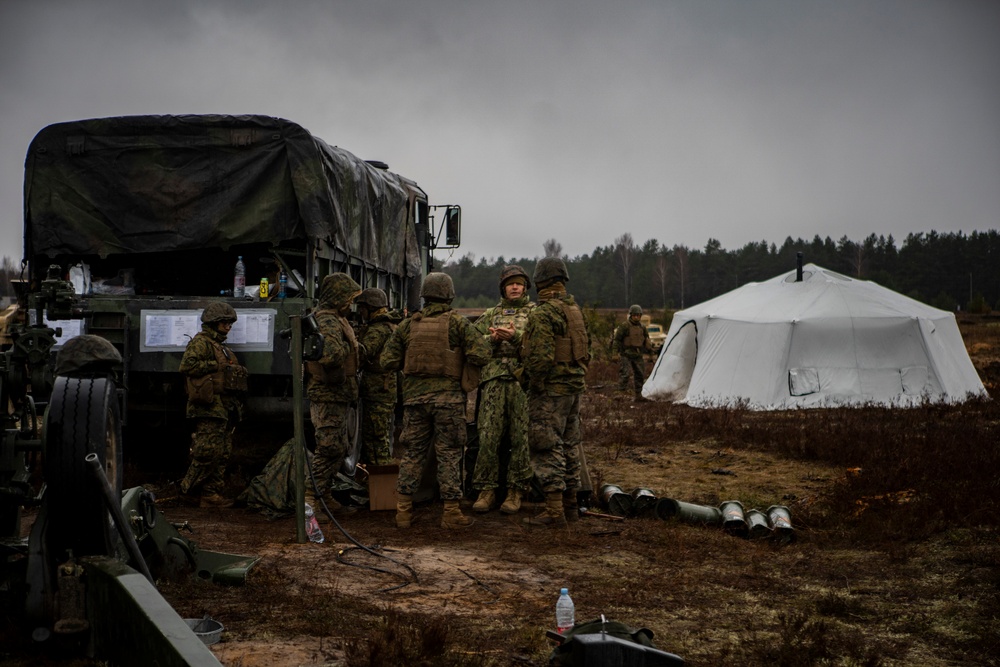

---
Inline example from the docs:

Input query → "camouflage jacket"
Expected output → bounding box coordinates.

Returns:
[381,302,491,405]
[305,308,359,403]
[474,294,535,383]
[613,320,650,357]
[521,293,588,396]
[179,325,244,420]
[358,311,398,404]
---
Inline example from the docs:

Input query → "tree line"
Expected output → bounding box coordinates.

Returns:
[442,230,1000,315]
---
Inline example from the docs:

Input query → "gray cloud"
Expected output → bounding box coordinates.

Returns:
[2,0,998,265]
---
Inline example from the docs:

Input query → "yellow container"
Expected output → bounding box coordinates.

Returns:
[259,277,269,298]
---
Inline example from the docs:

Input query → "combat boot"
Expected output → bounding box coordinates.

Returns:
[563,490,580,522]
[472,489,495,513]
[523,492,569,528]
[396,494,413,529]
[500,488,522,514]
[441,500,475,529]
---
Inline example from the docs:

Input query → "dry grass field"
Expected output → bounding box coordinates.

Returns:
[6,315,1000,666]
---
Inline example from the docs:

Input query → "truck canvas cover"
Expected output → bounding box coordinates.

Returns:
[24,114,422,277]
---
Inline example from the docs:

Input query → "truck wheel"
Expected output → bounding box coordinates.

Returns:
[43,376,123,559]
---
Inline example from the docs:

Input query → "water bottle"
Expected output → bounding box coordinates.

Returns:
[278,270,287,298]
[304,503,324,543]
[555,588,575,634]
[233,256,246,298]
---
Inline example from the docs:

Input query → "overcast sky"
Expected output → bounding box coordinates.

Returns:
[2,0,998,267]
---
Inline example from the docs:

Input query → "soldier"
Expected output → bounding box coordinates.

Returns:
[613,304,652,399]
[355,287,398,466]
[304,273,362,516]
[520,257,590,527]
[471,265,535,514]
[179,302,248,508]
[381,272,491,529]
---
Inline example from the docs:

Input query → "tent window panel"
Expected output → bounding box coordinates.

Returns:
[900,366,930,395]
[788,368,820,396]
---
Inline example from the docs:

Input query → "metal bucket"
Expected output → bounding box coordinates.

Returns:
[630,487,658,517]
[600,484,634,517]
[654,498,722,524]
[719,500,749,537]
[745,509,771,539]
[766,505,794,541]
[185,617,224,645]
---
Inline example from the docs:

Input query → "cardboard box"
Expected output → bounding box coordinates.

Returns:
[366,464,399,511]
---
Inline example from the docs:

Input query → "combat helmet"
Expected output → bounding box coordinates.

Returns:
[532,257,569,287]
[54,334,122,377]
[629,304,643,316]
[201,302,238,324]
[420,272,456,302]
[498,264,531,297]
[356,287,388,309]
[318,273,362,308]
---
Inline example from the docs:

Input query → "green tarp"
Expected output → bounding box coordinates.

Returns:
[24,114,421,277]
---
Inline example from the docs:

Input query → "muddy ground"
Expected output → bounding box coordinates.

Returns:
[6,315,1000,666]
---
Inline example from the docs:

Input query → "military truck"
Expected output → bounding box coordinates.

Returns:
[22,114,460,427]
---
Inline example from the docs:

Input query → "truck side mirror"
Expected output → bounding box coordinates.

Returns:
[444,206,461,247]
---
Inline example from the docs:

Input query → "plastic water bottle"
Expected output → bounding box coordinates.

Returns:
[304,503,324,543]
[233,256,246,298]
[278,270,287,298]
[555,588,575,634]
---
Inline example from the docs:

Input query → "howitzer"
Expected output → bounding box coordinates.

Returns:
[1,278,257,664]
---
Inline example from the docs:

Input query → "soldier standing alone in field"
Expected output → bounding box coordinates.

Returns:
[520,257,590,527]
[304,273,362,516]
[381,272,491,529]
[613,304,652,400]
[355,287,398,466]
[471,265,536,514]
[179,302,248,508]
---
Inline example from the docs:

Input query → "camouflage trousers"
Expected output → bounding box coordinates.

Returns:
[309,400,351,499]
[396,402,467,501]
[619,353,646,393]
[473,379,532,491]
[361,399,396,466]
[181,416,234,497]
[527,393,582,494]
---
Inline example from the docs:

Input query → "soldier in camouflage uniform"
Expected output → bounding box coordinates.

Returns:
[520,257,590,527]
[179,302,248,508]
[471,265,535,514]
[613,304,651,399]
[305,273,362,516]
[355,287,398,466]
[381,272,491,529]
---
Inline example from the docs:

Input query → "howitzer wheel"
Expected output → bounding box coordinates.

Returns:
[43,376,123,559]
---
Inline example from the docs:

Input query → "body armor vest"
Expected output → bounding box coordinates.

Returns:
[625,323,646,348]
[186,336,248,405]
[490,304,532,358]
[403,312,463,379]
[304,313,359,385]
[553,300,589,364]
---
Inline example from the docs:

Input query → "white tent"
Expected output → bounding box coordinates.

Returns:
[643,264,987,409]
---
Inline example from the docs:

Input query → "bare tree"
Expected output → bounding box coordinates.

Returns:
[614,233,637,306]
[673,245,688,309]
[542,238,563,258]
[0,256,19,299]
[653,249,670,309]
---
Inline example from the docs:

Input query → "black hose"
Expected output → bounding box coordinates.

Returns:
[304,451,418,590]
